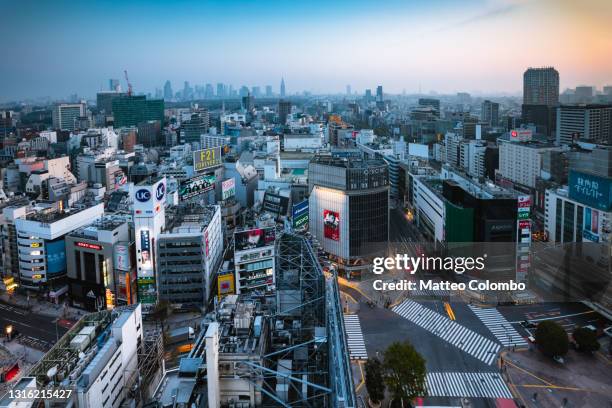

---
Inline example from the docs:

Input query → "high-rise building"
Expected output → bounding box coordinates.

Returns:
[523,67,559,106]
[205,83,215,99]
[556,104,612,146]
[346,84,351,96]
[97,91,126,114]
[419,98,441,117]
[157,204,222,308]
[109,78,120,91]
[111,95,164,128]
[251,86,261,98]
[376,85,383,102]
[234,227,276,293]
[52,102,87,131]
[163,80,173,100]
[308,155,389,278]
[265,85,273,97]
[481,100,500,126]
[365,89,372,102]
[574,86,594,102]
[278,100,291,125]
[280,78,286,98]
[242,93,255,111]
[137,120,162,147]
[216,82,225,98]
[181,111,210,144]
[522,104,557,137]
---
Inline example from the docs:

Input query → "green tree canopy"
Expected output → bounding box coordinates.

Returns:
[535,320,569,357]
[572,327,600,353]
[383,341,427,403]
[364,357,386,404]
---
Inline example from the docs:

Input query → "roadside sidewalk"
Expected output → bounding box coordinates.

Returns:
[0,292,86,320]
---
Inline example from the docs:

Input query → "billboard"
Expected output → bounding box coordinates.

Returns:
[262,191,290,216]
[114,243,131,271]
[140,230,151,265]
[134,177,166,215]
[193,146,222,172]
[510,129,533,142]
[568,170,612,211]
[46,239,66,276]
[179,174,216,200]
[221,178,236,200]
[323,210,340,241]
[137,277,156,304]
[234,228,276,251]
[408,143,429,159]
[583,208,600,242]
[292,200,309,229]
[217,273,235,296]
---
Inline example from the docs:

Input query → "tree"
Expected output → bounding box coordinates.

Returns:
[535,321,569,357]
[572,327,600,353]
[383,341,427,404]
[364,358,386,404]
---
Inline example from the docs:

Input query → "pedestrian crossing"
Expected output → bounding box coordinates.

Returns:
[343,314,368,360]
[409,289,451,298]
[469,306,528,348]
[426,372,513,399]
[392,300,500,365]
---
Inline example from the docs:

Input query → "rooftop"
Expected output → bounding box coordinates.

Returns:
[163,204,218,234]
[310,154,386,169]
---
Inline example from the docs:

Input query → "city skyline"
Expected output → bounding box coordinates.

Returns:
[1,0,612,102]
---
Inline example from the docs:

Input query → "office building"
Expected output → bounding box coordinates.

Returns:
[156,204,222,308]
[265,85,273,97]
[111,95,164,128]
[109,78,120,91]
[481,100,500,126]
[65,217,134,311]
[280,77,286,97]
[522,104,556,137]
[137,120,162,147]
[181,111,209,145]
[163,80,173,100]
[52,102,87,131]
[30,305,150,408]
[278,100,291,125]
[96,92,126,115]
[418,98,441,116]
[523,67,559,106]
[234,227,276,293]
[216,82,226,98]
[498,131,560,189]
[14,202,105,295]
[308,155,389,277]
[556,104,612,146]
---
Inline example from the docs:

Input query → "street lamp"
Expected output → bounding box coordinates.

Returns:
[5,325,13,341]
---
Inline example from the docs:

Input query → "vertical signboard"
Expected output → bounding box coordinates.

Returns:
[292,200,309,229]
[221,178,236,200]
[323,210,340,241]
[516,195,532,283]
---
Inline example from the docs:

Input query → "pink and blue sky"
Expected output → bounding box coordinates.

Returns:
[1,0,611,100]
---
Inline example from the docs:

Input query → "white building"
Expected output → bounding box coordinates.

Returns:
[234,227,276,294]
[132,177,167,310]
[14,203,104,294]
[52,102,87,131]
[413,177,446,245]
[498,136,560,188]
[459,139,487,178]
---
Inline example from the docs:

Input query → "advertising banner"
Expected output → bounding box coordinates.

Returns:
[46,239,66,276]
[179,174,216,200]
[222,178,236,200]
[193,146,222,172]
[114,243,131,271]
[569,170,612,211]
[323,210,340,241]
[140,230,151,265]
[292,200,309,228]
[234,228,276,251]
[218,273,235,296]
[137,277,156,304]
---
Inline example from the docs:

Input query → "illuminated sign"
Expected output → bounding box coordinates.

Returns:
[76,242,102,250]
[292,200,309,228]
[105,288,115,310]
[30,242,40,248]
[135,189,151,202]
[193,147,222,172]
[221,178,236,200]
[179,174,216,200]
[218,273,235,297]
[137,277,156,304]
[234,228,276,251]
[583,208,600,242]
[155,181,166,201]
[568,170,612,211]
[140,230,151,265]
[510,129,532,142]
[323,209,340,241]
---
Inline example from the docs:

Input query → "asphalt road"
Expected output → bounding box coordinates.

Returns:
[0,300,68,345]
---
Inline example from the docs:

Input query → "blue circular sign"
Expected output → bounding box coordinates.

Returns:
[156,182,165,201]
[135,189,151,202]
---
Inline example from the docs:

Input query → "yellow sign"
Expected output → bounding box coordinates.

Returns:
[193,147,222,172]
[32,274,43,280]
[30,242,40,248]
[217,273,235,297]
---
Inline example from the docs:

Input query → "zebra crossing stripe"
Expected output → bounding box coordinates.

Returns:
[469,306,528,348]
[343,314,368,360]
[426,372,513,399]
[410,289,451,298]
[392,300,500,365]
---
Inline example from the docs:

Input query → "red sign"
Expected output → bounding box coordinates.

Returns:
[76,242,102,250]
[518,220,531,229]
[323,210,340,241]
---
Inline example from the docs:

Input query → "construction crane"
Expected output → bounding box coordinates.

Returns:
[124,70,133,96]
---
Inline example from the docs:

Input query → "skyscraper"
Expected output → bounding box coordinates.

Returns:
[216,83,225,98]
[376,85,383,102]
[111,95,164,128]
[265,85,273,97]
[523,67,559,106]
[346,85,351,96]
[52,102,87,131]
[481,100,500,126]
[163,80,173,100]
[365,89,372,102]
[280,78,286,98]
[556,104,612,145]
[278,100,291,125]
